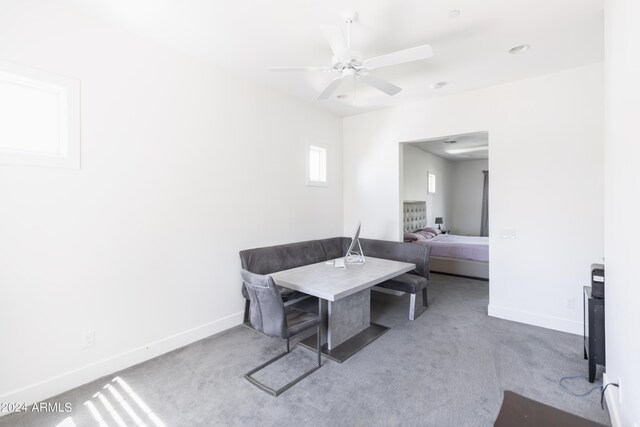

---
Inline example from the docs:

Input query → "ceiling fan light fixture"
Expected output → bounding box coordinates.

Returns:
[430,81,448,90]
[509,44,530,55]
[341,10,359,24]
[446,146,489,155]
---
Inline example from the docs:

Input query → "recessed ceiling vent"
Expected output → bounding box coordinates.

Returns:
[509,44,530,55]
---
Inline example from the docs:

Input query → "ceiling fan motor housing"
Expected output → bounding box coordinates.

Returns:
[332,52,364,71]
[341,10,359,24]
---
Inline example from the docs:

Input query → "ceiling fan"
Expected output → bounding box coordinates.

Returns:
[269,11,434,100]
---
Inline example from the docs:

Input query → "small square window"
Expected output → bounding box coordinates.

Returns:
[0,60,80,169]
[428,173,436,194]
[307,144,327,186]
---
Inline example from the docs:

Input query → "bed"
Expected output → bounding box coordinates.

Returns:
[403,201,489,280]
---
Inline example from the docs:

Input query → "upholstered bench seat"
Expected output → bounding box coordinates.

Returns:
[378,272,427,294]
[357,238,431,320]
[240,236,431,321]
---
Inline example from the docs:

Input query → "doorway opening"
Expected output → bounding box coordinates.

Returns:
[399,131,489,280]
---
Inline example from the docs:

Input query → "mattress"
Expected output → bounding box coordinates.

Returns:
[415,234,489,262]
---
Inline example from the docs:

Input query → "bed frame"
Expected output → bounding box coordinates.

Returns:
[403,201,489,280]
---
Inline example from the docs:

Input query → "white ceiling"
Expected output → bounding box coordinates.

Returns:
[65,0,604,117]
[410,131,488,162]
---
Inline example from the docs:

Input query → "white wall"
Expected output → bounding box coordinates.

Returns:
[451,159,489,236]
[604,0,640,425]
[402,144,453,227]
[0,1,342,406]
[344,63,604,335]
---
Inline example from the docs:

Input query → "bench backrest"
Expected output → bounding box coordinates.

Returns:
[359,238,431,278]
[239,237,349,275]
[240,237,429,278]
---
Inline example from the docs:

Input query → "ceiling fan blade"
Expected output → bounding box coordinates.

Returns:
[320,26,351,60]
[363,44,433,70]
[317,76,344,100]
[269,66,332,72]
[358,73,402,96]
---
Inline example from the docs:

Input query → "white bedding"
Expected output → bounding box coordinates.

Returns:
[415,234,489,262]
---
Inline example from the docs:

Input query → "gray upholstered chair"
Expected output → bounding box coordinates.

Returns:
[241,269,323,396]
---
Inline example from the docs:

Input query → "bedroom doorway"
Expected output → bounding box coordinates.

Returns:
[399,131,489,280]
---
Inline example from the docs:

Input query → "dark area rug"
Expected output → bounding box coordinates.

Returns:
[495,390,606,427]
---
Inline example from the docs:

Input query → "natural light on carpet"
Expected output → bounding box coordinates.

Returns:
[53,376,168,427]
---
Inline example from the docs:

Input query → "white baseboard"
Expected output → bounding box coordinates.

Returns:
[602,373,621,427]
[487,304,582,335]
[0,310,244,413]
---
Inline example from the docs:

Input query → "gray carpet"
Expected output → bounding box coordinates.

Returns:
[1,275,610,427]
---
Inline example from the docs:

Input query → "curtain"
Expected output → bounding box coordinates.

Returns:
[480,170,489,237]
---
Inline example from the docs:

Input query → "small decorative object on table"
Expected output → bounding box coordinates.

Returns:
[345,221,365,265]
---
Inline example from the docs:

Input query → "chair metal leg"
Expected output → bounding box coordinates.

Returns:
[409,287,429,321]
[422,286,428,308]
[244,350,291,396]
[245,333,323,397]
[316,325,321,366]
[409,294,416,320]
[243,299,250,325]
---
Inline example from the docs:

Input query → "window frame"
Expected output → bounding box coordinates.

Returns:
[427,172,436,194]
[0,60,80,169]
[306,142,328,187]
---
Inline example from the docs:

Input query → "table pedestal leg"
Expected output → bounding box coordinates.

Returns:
[299,289,389,363]
[327,290,370,348]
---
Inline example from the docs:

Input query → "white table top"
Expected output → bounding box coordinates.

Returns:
[269,257,416,301]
